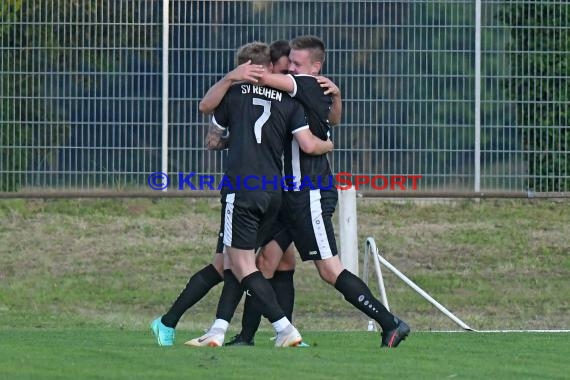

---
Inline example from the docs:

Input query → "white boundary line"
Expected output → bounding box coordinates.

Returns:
[421,330,570,333]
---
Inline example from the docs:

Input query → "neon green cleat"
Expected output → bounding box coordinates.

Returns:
[150,317,175,346]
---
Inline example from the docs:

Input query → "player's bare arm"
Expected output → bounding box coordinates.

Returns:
[257,72,295,93]
[261,73,343,126]
[199,60,265,114]
[294,128,334,155]
[317,76,342,126]
[205,124,229,150]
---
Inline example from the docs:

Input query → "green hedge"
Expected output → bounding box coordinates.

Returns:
[499,4,569,192]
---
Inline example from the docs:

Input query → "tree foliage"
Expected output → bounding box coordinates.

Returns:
[1,1,72,191]
[498,4,569,192]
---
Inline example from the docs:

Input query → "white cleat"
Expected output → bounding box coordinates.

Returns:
[274,326,303,348]
[184,329,225,347]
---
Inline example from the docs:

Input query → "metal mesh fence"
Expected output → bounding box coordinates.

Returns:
[1,0,162,190]
[1,1,568,194]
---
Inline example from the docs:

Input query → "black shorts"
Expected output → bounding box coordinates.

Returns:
[284,188,338,261]
[259,202,293,252]
[219,191,281,250]
[217,196,292,253]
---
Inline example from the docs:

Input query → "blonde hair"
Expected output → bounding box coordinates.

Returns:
[236,42,271,66]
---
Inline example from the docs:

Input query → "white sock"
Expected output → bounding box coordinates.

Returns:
[211,318,229,332]
[272,317,292,333]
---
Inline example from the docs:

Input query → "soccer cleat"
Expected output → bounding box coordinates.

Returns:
[224,333,254,347]
[150,317,175,346]
[270,335,310,347]
[274,326,303,348]
[184,328,225,347]
[381,319,411,348]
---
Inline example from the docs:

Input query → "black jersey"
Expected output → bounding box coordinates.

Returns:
[213,83,307,193]
[283,74,334,190]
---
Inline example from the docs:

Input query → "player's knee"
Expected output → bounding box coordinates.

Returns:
[318,269,336,285]
[315,264,336,284]
[316,257,343,285]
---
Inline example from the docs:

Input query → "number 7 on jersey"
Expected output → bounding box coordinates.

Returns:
[252,98,271,144]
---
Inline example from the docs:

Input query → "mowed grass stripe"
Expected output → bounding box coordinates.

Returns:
[0,330,568,380]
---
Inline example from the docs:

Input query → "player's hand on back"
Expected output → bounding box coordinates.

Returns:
[316,76,340,97]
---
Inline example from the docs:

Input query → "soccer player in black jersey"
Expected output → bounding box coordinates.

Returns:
[193,36,410,348]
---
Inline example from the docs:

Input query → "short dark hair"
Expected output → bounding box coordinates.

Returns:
[269,40,290,64]
[290,35,325,63]
[235,42,271,66]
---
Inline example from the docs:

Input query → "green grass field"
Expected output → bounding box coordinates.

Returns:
[1,198,569,378]
[2,330,569,380]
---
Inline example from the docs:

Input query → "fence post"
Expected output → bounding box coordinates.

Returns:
[338,188,359,275]
[474,0,482,192]
[161,0,170,191]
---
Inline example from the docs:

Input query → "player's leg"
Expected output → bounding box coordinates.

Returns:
[264,212,296,323]
[271,242,296,321]
[288,188,410,348]
[184,251,244,347]
[150,246,224,346]
[229,238,293,346]
[160,253,223,327]
[227,242,279,346]
[314,256,410,347]
[156,202,227,335]
[185,198,245,347]
[313,189,409,345]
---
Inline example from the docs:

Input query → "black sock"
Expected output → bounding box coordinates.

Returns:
[161,264,222,328]
[240,270,295,342]
[271,270,295,321]
[240,294,262,342]
[241,271,285,323]
[334,269,398,331]
[214,269,244,322]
